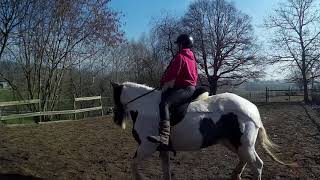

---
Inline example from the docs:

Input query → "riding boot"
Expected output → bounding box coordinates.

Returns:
[147,120,170,150]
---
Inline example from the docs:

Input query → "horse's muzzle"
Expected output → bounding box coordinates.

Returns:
[113,106,125,126]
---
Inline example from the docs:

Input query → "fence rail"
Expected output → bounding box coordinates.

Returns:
[265,87,320,103]
[0,96,104,122]
[236,87,320,103]
[74,96,101,101]
[0,99,40,107]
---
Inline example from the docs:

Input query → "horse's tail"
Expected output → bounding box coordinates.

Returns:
[258,127,296,167]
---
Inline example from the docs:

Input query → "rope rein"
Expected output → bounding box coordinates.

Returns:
[124,87,159,106]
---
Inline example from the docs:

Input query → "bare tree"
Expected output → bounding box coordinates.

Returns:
[150,14,183,63]
[122,35,163,86]
[1,0,123,121]
[0,0,30,60]
[0,0,30,91]
[265,0,320,103]
[183,0,262,95]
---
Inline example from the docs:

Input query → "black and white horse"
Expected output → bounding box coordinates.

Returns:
[111,82,290,180]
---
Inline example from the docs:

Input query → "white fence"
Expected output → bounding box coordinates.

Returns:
[0,96,105,122]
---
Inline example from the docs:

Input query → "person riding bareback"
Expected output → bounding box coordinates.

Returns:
[148,34,199,150]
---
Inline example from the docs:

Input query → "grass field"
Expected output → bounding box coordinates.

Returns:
[1,118,35,125]
[0,89,35,124]
[0,89,13,102]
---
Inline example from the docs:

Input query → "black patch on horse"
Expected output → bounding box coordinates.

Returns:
[132,129,141,145]
[130,111,138,124]
[112,84,123,107]
[170,87,208,126]
[112,84,125,126]
[199,113,243,149]
[129,111,141,144]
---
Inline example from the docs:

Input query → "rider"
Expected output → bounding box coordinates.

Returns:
[148,34,198,150]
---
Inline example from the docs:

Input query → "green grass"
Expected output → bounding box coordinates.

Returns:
[0,89,34,124]
[1,117,35,125]
[0,89,14,102]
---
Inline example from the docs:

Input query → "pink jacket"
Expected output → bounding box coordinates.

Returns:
[160,48,198,88]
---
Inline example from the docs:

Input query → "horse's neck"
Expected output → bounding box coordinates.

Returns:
[126,87,152,100]
[125,87,161,115]
[126,88,161,133]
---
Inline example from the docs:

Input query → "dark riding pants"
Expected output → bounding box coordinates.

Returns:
[148,86,195,146]
[160,86,195,121]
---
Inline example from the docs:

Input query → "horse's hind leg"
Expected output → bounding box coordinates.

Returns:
[253,150,263,179]
[238,147,263,180]
[220,140,247,180]
[231,160,247,180]
[238,122,263,180]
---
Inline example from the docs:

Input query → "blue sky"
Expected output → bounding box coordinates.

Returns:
[110,0,279,41]
[110,0,282,79]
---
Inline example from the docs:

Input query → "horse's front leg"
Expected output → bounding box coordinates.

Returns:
[160,151,171,180]
[132,155,145,180]
[132,143,157,180]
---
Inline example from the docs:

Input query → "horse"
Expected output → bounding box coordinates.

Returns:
[111,81,290,180]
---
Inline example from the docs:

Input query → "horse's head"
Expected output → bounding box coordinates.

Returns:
[111,82,127,129]
[111,81,159,129]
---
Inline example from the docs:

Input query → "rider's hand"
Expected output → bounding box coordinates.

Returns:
[162,80,175,91]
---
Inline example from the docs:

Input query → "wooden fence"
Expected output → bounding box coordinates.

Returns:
[229,87,320,103]
[0,96,104,122]
[265,87,320,103]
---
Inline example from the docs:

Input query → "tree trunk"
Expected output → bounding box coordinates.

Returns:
[301,47,310,104]
[208,76,218,95]
[302,74,310,104]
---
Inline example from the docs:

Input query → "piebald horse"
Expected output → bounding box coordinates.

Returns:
[111,82,290,180]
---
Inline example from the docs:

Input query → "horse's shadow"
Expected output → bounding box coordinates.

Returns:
[0,173,43,180]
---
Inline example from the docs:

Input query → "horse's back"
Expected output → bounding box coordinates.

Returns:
[187,92,262,127]
[171,92,262,151]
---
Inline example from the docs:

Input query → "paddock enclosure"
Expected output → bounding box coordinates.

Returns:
[1,103,320,180]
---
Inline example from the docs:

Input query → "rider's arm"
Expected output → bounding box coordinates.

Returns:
[160,55,183,88]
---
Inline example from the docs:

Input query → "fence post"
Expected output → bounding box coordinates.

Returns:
[265,87,268,103]
[39,99,42,122]
[288,86,291,102]
[100,95,104,116]
[73,94,77,120]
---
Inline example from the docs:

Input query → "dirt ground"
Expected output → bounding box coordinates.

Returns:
[1,103,320,180]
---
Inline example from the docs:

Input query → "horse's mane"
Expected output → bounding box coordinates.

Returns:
[123,82,155,91]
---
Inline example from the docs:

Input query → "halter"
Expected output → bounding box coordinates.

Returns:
[124,87,159,106]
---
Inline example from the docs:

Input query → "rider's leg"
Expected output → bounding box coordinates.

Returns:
[147,90,171,146]
[148,86,195,149]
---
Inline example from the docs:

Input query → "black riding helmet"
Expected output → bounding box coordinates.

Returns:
[175,34,194,48]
